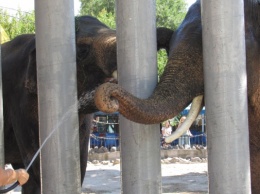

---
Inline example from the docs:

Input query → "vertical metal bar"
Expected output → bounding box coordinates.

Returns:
[201,0,251,193]
[116,0,161,193]
[35,1,81,193]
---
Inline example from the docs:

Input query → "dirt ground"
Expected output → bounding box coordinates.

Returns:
[81,162,208,194]
[11,161,208,194]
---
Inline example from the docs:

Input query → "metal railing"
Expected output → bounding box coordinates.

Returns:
[90,132,207,149]
[170,133,207,147]
[90,133,119,149]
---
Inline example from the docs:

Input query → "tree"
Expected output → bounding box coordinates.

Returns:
[80,0,187,30]
[156,0,187,29]
[79,0,187,77]
[0,25,10,43]
[156,0,187,77]
[80,0,115,17]
[0,9,35,40]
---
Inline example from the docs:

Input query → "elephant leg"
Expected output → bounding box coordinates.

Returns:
[21,177,40,194]
[250,151,260,194]
[79,114,91,184]
[80,130,89,184]
[249,131,260,193]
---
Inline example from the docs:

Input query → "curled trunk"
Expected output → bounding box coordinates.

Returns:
[95,1,204,125]
[94,81,203,124]
[95,3,204,124]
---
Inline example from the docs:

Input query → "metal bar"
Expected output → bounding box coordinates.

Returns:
[201,0,251,193]
[116,0,161,193]
[35,1,81,193]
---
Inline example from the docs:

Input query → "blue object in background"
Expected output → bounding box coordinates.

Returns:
[90,132,102,147]
[104,133,119,148]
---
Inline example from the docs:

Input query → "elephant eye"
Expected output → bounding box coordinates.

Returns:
[76,44,90,60]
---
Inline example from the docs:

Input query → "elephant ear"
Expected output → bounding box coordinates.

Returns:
[75,15,110,37]
[24,38,37,94]
[156,27,174,55]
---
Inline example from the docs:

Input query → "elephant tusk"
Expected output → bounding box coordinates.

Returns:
[165,95,204,143]
[112,70,118,80]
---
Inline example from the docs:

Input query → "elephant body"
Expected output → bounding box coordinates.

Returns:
[1,16,118,194]
[95,0,260,193]
[1,15,173,194]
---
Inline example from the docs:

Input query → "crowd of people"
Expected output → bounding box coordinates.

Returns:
[177,116,193,147]
[161,116,193,148]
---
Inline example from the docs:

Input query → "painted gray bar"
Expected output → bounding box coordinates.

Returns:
[201,0,251,193]
[116,0,162,193]
[35,1,81,193]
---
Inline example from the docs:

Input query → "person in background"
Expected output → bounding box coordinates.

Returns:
[161,120,172,148]
[0,167,29,186]
[162,120,172,137]
[178,116,193,148]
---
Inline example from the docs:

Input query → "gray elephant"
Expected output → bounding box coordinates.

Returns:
[1,15,173,194]
[94,0,260,193]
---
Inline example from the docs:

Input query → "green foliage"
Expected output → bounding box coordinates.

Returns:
[170,114,182,126]
[79,0,187,29]
[96,9,116,29]
[162,113,182,127]
[155,0,187,78]
[157,50,168,77]
[80,0,115,17]
[0,9,35,40]
[156,0,187,30]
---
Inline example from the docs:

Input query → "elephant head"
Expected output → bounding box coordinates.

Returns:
[75,16,174,114]
[94,2,204,125]
[75,16,118,114]
[94,1,260,193]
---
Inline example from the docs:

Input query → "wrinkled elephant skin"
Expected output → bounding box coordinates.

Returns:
[2,16,117,194]
[94,1,260,193]
[1,15,173,194]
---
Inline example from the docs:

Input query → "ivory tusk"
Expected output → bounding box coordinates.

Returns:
[112,70,118,80]
[165,95,204,143]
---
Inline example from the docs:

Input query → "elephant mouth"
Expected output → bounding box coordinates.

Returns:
[104,70,118,84]
[104,77,117,84]
[165,95,204,143]
[78,71,118,113]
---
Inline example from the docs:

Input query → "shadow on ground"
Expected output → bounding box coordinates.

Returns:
[82,168,208,194]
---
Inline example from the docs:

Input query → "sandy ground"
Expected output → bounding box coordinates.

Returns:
[81,162,208,194]
[11,162,208,194]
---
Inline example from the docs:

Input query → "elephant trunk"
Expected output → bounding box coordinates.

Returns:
[94,14,204,125]
[94,80,203,124]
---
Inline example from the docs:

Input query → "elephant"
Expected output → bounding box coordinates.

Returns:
[94,0,260,193]
[1,15,173,194]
